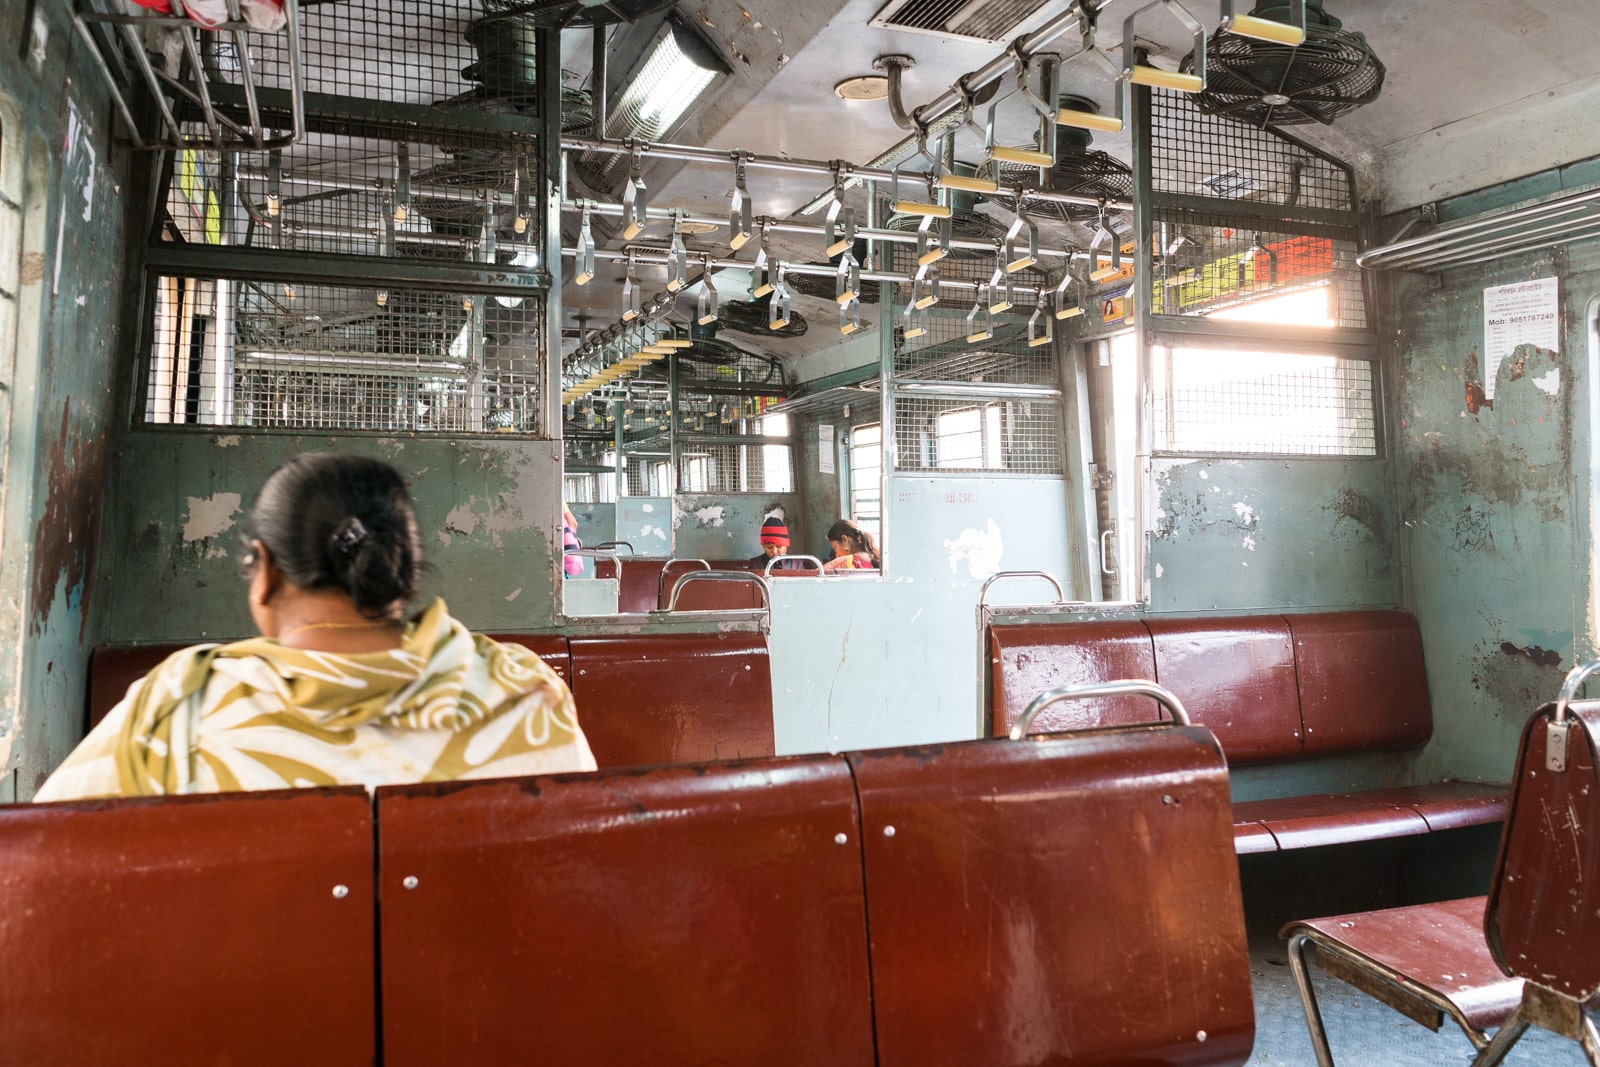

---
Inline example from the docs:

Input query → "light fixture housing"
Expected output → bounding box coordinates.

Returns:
[610,19,730,144]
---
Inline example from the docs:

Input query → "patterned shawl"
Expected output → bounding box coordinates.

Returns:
[35,599,594,801]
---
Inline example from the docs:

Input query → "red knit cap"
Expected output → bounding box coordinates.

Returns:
[759,516,789,548]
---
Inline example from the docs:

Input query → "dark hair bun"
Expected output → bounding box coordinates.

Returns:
[244,454,423,614]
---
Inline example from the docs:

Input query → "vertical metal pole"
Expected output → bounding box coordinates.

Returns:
[1129,74,1155,605]
[878,187,896,574]
[591,23,609,139]
[668,351,681,494]
[213,152,238,426]
[539,27,568,605]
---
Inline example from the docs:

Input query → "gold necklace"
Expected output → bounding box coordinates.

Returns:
[277,619,400,642]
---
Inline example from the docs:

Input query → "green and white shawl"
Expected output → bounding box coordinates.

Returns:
[36,599,594,801]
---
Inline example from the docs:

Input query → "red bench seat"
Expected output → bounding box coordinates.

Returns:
[990,609,1508,853]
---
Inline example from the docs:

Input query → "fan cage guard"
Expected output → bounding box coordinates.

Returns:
[1179,23,1384,129]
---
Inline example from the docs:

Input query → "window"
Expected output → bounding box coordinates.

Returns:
[758,413,794,493]
[1153,345,1377,456]
[848,424,882,541]
[935,405,1003,468]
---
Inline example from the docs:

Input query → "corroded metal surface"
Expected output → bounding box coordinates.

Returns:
[0,788,375,1065]
[377,757,874,1067]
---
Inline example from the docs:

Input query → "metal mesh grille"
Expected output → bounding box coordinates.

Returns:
[143,276,541,433]
[1149,92,1352,209]
[240,1,530,106]
[677,441,793,493]
[893,395,1061,474]
[1146,89,1367,331]
[894,304,1059,386]
[1153,347,1376,456]
[1150,216,1366,329]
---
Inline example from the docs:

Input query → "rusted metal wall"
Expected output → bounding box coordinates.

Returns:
[97,434,566,646]
[0,3,136,800]
[1391,237,1596,784]
[1150,456,1397,612]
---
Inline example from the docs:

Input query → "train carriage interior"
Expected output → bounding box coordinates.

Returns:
[5,0,1600,1063]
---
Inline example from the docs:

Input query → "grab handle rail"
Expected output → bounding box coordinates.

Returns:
[564,548,622,573]
[657,558,712,601]
[663,571,772,615]
[595,541,635,555]
[1009,679,1191,740]
[977,569,1065,608]
[1548,658,1600,770]
[764,554,825,576]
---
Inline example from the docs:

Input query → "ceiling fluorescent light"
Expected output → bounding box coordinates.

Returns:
[612,19,729,142]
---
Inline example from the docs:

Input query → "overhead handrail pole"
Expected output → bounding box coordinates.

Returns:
[1010,680,1192,740]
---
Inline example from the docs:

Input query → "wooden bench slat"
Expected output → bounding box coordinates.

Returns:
[1288,610,1433,757]
[1234,792,1431,850]
[1148,614,1302,763]
[989,620,1158,736]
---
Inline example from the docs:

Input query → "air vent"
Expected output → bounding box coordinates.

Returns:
[869,0,1053,44]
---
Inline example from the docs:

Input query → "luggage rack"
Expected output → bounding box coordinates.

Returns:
[70,0,305,150]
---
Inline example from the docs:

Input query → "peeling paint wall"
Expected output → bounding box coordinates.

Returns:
[0,3,138,798]
[1392,240,1594,784]
[98,434,564,644]
[1150,457,1397,612]
[672,493,800,560]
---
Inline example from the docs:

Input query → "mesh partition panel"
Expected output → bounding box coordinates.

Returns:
[893,395,1062,474]
[893,307,1059,386]
[241,1,534,107]
[1146,89,1366,330]
[144,276,541,433]
[1153,347,1376,456]
[1149,92,1352,209]
[1150,218,1367,329]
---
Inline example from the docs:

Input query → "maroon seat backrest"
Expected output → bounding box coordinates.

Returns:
[568,632,775,767]
[486,633,571,682]
[989,620,1159,736]
[88,644,181,730]
[593,556,670,613]
[1148,615,1302,764]
[0,788,375,1066]
[377,757,874,1067]
[661,571,765,611]
[849,727,1254,1067]
[1289,610,1432,756]
[1486,701,1600,999]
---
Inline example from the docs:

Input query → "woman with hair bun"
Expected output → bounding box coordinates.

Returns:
[36,453,594,801]
[823,519,880,573]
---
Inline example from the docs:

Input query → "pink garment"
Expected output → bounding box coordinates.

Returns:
[131,0,288,32]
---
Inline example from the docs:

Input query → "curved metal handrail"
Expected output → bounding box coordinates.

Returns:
[764,554,825,576]
[1553,658,1600,723]
[1009,680,1192,740]
[564,548,622,573]
[664,570,772,614]
[978,569,1066,608]
[657,558,712,600]
[595,541,635,555]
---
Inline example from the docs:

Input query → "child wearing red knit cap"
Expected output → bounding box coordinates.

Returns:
[748,514,802,570]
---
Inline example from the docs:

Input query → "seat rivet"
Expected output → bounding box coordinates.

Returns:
[835,832,848,845]
[884,825,896,837]
[332,884,349,899]
[403,875,419,890]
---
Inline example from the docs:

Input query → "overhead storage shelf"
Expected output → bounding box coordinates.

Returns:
[71,0,306,150]
[1358,185,1600,273]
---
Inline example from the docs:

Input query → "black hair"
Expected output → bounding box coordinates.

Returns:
[242,453,423,615]
[826,519,880,569]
